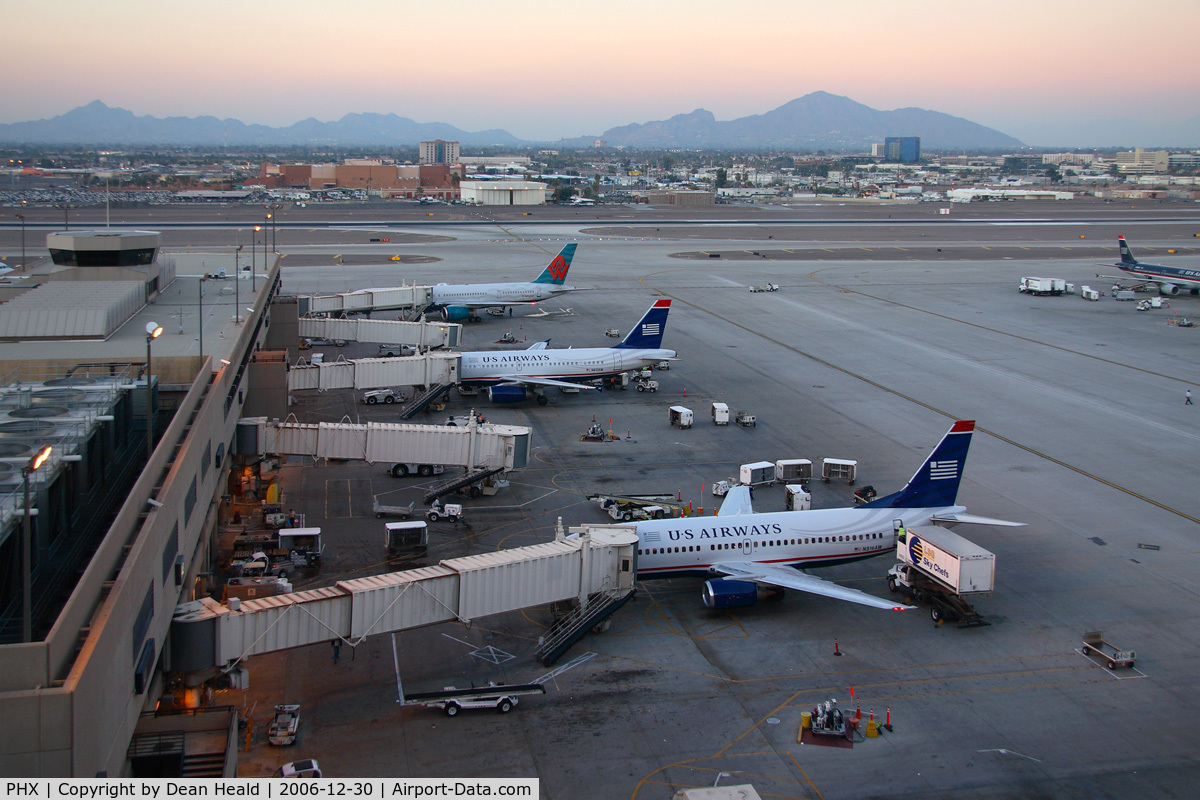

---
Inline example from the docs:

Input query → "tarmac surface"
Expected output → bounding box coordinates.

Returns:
[23,199,1200,797]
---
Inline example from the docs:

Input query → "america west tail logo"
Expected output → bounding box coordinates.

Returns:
[534,243,577,284]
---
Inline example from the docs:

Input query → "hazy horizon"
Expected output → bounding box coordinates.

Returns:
[6,0,1198,148]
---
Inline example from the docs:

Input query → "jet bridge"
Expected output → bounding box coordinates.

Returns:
[168,527,639,674]
[289,352,461,392]
[236,417,529,471]
[298,317,461,348]
[301,285,434,317]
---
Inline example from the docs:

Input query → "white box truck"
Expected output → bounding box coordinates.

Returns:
[739,461,776,486]
[711,402,730,425]
[887,524,995,625]
[1019,277,1066,296]
[784,484,811,510]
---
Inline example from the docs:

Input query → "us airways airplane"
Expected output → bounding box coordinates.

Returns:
[428,243,578,321]
[625,420,1022,611]
[1105,236,1200,296]
[459,299,675,405]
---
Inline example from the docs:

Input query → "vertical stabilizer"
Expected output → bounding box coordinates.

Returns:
[532,244,577,285]
[862,421,975,509]
[1117,236,1138,266]
[614,299,671,349]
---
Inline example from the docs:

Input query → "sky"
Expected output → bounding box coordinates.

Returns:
[5,0,1199,147]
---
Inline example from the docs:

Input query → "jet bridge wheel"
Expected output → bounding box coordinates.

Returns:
[418,465,434,477]
[392,464,409,477]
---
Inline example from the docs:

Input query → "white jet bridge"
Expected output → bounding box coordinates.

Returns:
[289,353,461,392]
[301,285,433,319]
[169,527,639,674]
[298,317,461,349]
[235,416,529,472]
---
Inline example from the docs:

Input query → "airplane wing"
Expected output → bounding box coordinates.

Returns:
[930,512,1026,527]
[526,340,550,350]
[712,562,914,611]
[717,486,754,516]
[494,376,598,390]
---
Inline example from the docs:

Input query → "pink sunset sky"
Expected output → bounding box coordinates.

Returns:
[6,0,1198,145]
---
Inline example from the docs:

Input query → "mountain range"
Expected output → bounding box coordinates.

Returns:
[0,93,1025,150]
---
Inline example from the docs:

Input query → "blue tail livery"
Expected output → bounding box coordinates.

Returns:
[863,420,975,509]
[614,299,671,349]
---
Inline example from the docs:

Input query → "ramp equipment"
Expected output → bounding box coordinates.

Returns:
[422,466,506,504]
[535,586,635,667]
[401,384,455,419]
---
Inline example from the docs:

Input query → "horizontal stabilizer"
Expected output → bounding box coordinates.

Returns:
[930,512,1027,527]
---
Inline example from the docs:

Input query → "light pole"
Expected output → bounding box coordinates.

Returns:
[21,445,52,643]
[145,321,163,462]
[14,212,24,271]
[253,225,261,293]
[234,245,243,323]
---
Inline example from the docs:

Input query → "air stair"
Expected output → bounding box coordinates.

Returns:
[535,586,635,667]
[400,383,455,419]
[422,466,507,504]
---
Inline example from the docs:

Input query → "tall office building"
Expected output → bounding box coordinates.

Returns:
[884,137,921,164]
[419,140,460,166]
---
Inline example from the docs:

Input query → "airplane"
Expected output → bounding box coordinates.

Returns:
[622,420,1023,612]
[459,299,676,405]
[428,243,578,322]
[524,306,575,319]
[1102,236,1200,296]
[569,196,596,206]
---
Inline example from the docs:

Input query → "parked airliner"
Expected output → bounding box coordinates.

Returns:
[428,243,578,321]
[624,420,1022,611]
[1106,236,1200,296]
[459,299,675,405]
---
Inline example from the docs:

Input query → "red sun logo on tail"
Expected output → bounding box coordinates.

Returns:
[547,255,568,281]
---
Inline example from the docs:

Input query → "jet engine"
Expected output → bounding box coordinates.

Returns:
[486,385,528,404]
[1159,283,1180,296]
[440,306,471,321]
[702,579,760,609]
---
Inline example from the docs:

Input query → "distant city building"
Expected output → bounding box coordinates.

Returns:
[1042,153,1096,166]
[871,143,887,157]
[459,180,547,206]
[1168,152,1200,169]
[884,137,921,164]
[420,140,460,166]
[1114,148,1169,174]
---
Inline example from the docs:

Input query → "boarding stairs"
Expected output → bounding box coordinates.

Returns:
[422,466,506,504]
[535,585,635,667]
[400,383,455,419]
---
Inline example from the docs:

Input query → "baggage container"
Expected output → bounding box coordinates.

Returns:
[775,458,812,482]
[739,461,776,486]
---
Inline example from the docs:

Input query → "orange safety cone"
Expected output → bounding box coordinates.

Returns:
[834,638,841,656]
[884,706,893,732]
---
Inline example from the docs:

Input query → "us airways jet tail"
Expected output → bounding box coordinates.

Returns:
[1118,235,1138,266]
[614,299,671,349]
[862,420,974,509]
[531,243,577,285]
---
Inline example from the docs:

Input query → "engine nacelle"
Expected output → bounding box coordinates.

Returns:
[1160,283,1180,296]
[440,306,471,321]
[487,385,529,404]
[702,578,760,609]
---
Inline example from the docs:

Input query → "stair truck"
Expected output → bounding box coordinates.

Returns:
[887,523,995,626]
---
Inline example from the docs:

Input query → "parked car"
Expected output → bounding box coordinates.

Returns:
[378,344,416,357]
[274,759,322,778]
[303,337,347,347]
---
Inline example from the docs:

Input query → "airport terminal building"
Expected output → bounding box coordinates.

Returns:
[0,230,283,776]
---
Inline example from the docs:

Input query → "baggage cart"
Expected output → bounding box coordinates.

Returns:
[373,496,416,519]
[775,458,812,482]
[821,458,857,484]
[1082,631,1136,669]
[735,410,756,427]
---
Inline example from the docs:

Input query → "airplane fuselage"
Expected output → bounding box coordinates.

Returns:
[1117,263,1200,293]
[430,282,571,309]
[632,504,963,578]
[459,346,675,385]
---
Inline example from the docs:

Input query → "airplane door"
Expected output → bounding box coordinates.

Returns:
[741,539,754,556]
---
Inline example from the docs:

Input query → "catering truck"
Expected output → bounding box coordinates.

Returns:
[1018,277,1066,296]
[887,523,995,626]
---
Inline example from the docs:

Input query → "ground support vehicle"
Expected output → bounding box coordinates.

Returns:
[888,524,995,626]
[636,379,659,392]
[268,704,301,746]
[711,402,730,425]
[378,344,416,357]
[604,327,620,338]
[1019,277,1066,295]
[654,360,671,371]
[363,388,406,405]
[274,760,321,778]
[735,410,756,427]
[404,683,546,716]
[784,484,811,510]
[589,492,690,518]
[749,283,779,293]
[373,496,416,519]
[821,458,858,484]
[607,503,668,521]
[1082,631,1137,669]
[669,406,694,428]
[384,520,428,559]
[740,461,776,486]
[426,501,463,523]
